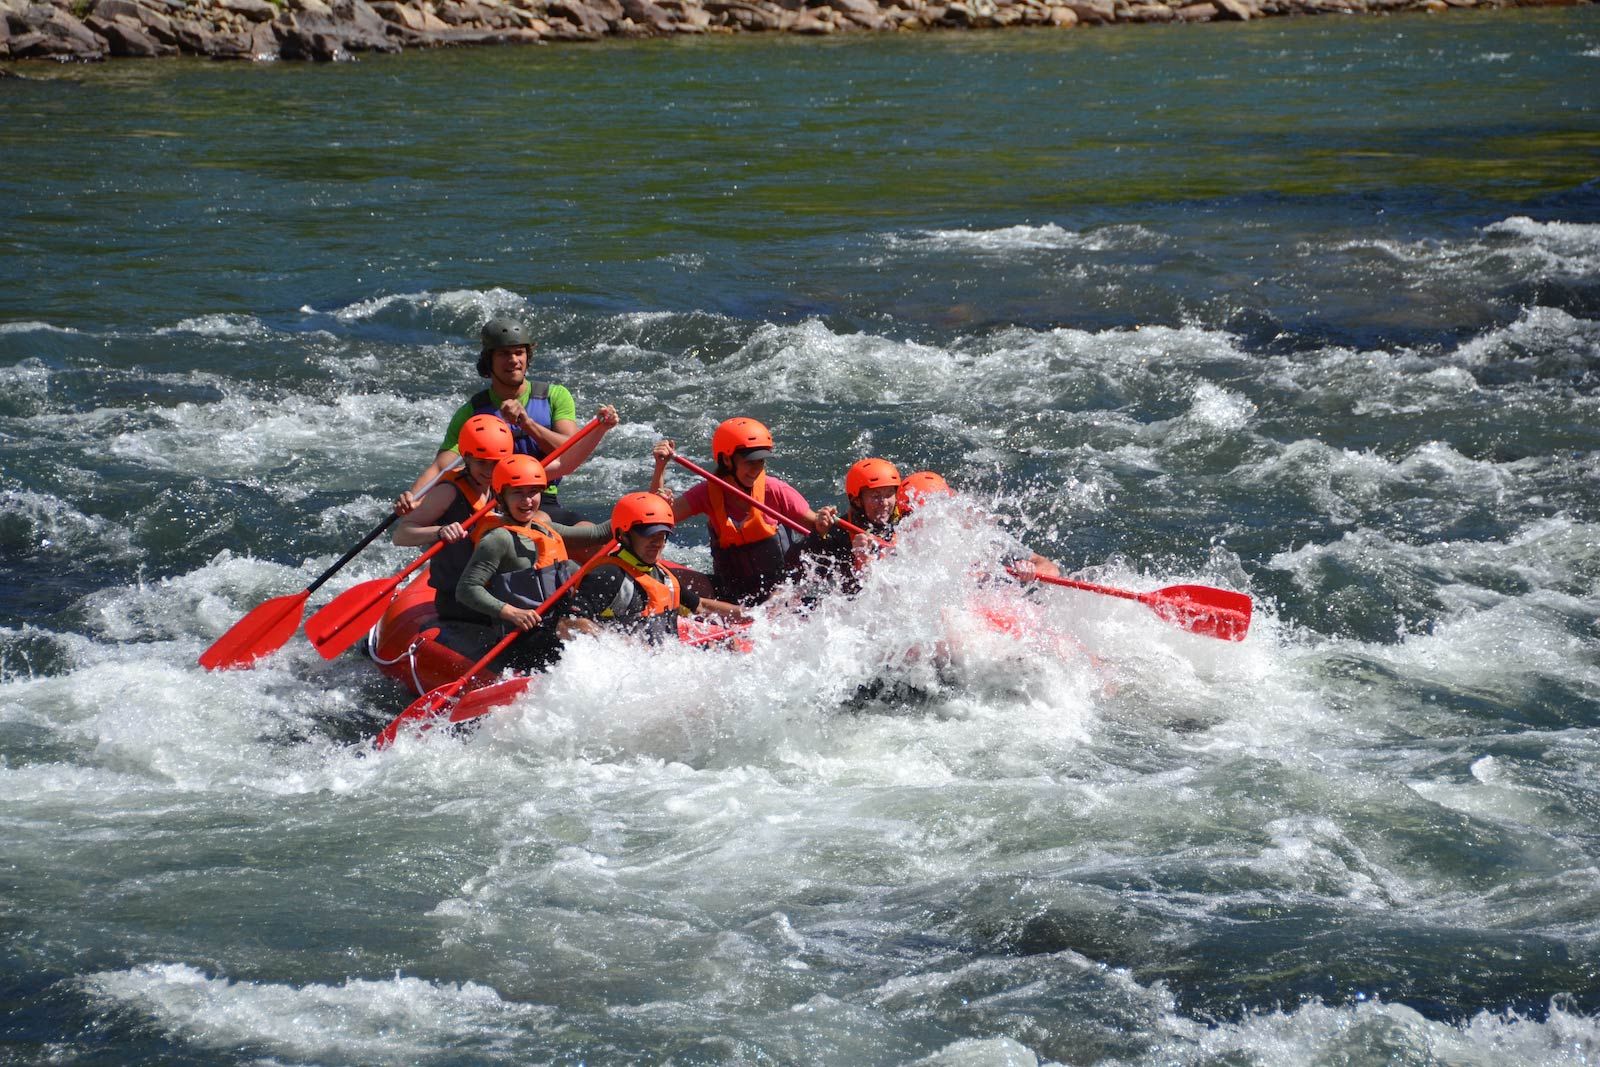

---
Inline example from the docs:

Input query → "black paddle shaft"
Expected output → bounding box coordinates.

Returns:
[306,511,400,596]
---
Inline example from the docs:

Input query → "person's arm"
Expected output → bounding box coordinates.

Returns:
[396,451,456,514]
[767,477,837,535]
[694,596,748,622]
[672,479,708,523]
[549,520,614,550]
[649,439,675,501]
[544,404,618,479]
[1010,553,1062,583]
[457,530,540,630]
[392,483,462,547]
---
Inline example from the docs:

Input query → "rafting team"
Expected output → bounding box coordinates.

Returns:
[391,317,1061,673]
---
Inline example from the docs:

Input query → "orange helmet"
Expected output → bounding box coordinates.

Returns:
[458,414,516,461]
[897,471,953,512]
[491,454,549,495]
[611,492,676,537]
[844,458,902,500]
[711,417,774,466]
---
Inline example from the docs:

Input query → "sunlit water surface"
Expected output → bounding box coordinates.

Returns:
[3,10,1600,1065]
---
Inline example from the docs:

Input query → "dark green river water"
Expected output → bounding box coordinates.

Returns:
[3,10,1600,1065]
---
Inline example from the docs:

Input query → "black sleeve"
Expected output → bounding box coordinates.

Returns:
[680,585,701,614]
[570,565,628,619]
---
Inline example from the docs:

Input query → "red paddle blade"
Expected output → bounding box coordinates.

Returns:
[305,576,402,661]
[373,675,535,749]
[446,676,537,726]
[197,590,309,671]
[1145,584,1253,641]
[373,687,452,749]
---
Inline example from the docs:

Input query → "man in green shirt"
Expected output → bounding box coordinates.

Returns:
[398,317,610,524]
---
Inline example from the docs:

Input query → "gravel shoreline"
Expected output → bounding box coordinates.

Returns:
[1,0,1590,63]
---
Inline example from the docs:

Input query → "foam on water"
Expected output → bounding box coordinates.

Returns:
[884,223,1166,256]
[82,964,551,1066]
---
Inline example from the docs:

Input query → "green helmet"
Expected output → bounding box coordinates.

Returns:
[478,317,531,377]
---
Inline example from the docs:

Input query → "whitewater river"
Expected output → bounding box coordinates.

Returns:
[4,9,1599,1064]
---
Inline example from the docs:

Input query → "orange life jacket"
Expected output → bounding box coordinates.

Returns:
[706,471,780,549]
[441,468,492,515]
[591,550,681,617]
[472,515,570,564]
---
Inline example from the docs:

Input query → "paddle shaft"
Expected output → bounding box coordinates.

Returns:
[667,453,813,535]
[304,455,465,593]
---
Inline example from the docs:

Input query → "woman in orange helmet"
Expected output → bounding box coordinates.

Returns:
[650,417,836,605]
[452,454,613,671]
[787,458,906,596]
[568,493,747,643]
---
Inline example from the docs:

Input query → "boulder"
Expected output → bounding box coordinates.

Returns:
[1121,1,1174,16]
[85,12,171,51]
[17,4,107,57]
[1175,1,1216,16]
[279,0,398,50]
[1211,0,1252,15]
[1057,0,1110,19]
[217,0,275,19]
[822,0,885,23]
[703,0,782,26]
[619,0,677,31]
[370,0,450,29]
[542,0,609,31]
[652,0,709,25]
[1046,4,1077,21]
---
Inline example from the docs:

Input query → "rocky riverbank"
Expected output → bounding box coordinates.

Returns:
[0,0,1588,62]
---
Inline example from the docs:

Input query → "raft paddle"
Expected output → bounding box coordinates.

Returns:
[1021,571,1253,641]
[372,538,618,749]
[197,457,465,671]
[304,416,607,661]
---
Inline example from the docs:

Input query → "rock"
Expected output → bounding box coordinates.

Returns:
[217,0,275,19]
[278,0,398,51]
[652,0,709,26]
[822,0,885,24]
[1046,3,1077,20]
[276,24,349,54]
[1121,1,1174,17]
[619,0,677,31]
[370,0,449,29]
[1211,0,1252,15]
[1057,0,1110,19]
[85,12,171,51]
[18,4,108,57]
[542,0,609,31]
[1175,0,1215,16]
[703,0,782,27]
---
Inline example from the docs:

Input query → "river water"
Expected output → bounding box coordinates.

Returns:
[4,9,1600,1064]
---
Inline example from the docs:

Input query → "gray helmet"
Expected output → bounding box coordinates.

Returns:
[478,317,531,377]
